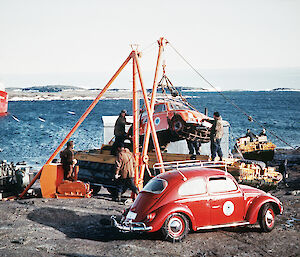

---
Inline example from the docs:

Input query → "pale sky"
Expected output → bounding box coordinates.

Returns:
[0,0,300,89]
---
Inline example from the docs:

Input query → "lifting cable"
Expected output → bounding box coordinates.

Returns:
[156,70,200,113]
[168,42,297,150]
[164,75,200,112]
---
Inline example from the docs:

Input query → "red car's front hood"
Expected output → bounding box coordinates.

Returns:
[130,192,162,222]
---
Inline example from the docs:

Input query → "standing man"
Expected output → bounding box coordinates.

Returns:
[60,140,77,180]
[210,112,224,161]
[279,159,288,187]
[246,129,257,142]
[111,109,132,155]
[114,144,139,201]
[259,128,266,136]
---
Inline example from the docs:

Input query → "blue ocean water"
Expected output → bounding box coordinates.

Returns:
[0,91,299,170]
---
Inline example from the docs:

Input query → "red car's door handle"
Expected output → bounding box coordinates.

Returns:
[212,205,221,209]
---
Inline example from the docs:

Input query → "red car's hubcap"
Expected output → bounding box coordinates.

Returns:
[168,216,184,236]
[173,121,183,132]
[265,209,275,228]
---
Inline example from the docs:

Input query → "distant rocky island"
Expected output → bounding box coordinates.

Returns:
[7,85,209,93]
[5,85,207,101]
[180,86,208,92]
[5,85,298,101]
[272,87,298,91]
[7,85,146,101]
[6,85,85,92]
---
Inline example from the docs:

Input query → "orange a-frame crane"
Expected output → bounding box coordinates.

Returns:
[19,37,167,199]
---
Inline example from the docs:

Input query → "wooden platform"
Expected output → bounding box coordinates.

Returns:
[75,148,209,168]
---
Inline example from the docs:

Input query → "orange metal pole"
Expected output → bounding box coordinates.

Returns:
[133,52,164,169]
[132,56,140,190]
[139,38,165,182]
[19,53,133,198]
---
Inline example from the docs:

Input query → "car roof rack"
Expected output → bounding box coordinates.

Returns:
[153,160,228,173]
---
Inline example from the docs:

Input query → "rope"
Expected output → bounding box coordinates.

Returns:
[164,75,199,112]
[168,42,297,150]
[155,72,200,114]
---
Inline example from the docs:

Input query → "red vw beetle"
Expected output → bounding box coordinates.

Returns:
[112,161,283,242]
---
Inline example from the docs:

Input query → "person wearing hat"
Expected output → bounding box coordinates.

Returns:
[113,143,139,201]
[111,109,132,155]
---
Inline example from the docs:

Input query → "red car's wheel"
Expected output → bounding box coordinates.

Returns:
[259,204,275,232]
[171,117,185,133]
[162,213,190,242]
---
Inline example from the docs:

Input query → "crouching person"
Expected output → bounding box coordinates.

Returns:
[114,143,139,202]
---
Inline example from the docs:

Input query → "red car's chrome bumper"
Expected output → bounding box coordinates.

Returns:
[111,216,152,232]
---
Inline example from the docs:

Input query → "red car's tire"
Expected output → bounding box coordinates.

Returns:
[171,116,185,133]
[259,203,275,232]
[162,213,190,242]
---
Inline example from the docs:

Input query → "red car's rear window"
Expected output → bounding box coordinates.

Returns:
[142,178,168,194]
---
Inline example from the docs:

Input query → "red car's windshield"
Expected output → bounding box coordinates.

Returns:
[169,102,190,111]
[140,101,191,117]
[142,178,168,194]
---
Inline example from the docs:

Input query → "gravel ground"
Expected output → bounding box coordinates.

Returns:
[0,152,299,257]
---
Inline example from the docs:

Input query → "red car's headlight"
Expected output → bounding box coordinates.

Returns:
[146,212,156,222]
